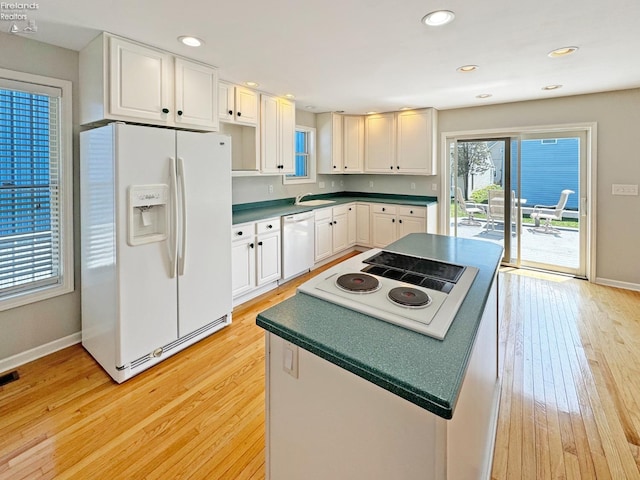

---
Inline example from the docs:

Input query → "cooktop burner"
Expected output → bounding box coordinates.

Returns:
[388,287,431,308]
[336,273,381,293]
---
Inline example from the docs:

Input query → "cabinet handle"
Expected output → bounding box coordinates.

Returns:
[410,210,413,214]
[392,219,395,223]
[344,165,347,169]
[177,110,183,116]
[390,166,393,170]
[228,110,233,115]
[348,207,352,211]
[396,165,400,169]
[237,112,242,117]
[237,231,243,236]
[334,220,337,224]
[399,219,403,223]
[162,108,170,114]
[258,241,263,246]
[267,224,273,229]
[333,165,337,169]
[249,242,254,249]
[382,207,385,212]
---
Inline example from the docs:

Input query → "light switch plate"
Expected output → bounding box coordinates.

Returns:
[282,341,299,378]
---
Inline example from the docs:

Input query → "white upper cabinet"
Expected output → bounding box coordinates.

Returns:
[396,109,436,175]
[317,113,343,174]
[80,33,219,131]
[260,94,295,174]
[364,113,396,173]
[174,58,219,129]
[219,81,258,126]
[363,108,437,175]
[342,115,364,173]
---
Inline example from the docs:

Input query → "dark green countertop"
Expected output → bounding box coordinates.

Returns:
[232,192,437,224]
[256,233,503,419]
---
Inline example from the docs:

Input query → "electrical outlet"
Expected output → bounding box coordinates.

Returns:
[319,181,325,189]
[410,182,416,190]
[268,184,274,194]
[331,181,335,187]
[612,184,638,195]
[431,183,438,191]
[283,341,299,378]
[369,181,374,188]
[340,180,344,186]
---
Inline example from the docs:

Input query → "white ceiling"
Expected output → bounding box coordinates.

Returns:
[10,0,640,114]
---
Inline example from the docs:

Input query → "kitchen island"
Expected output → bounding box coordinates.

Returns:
[256,233,503,480]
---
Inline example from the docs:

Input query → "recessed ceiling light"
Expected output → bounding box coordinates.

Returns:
[284,93,295,99]
[457,65,479,73]
[399,107,413,111]
[178,36,203,47]
[245,81,259,87]
[542,84,563,90]
[548,46,579,58]
[421,10,455,26]
[305,105,316,110]
[366,111,378,115]
[476,94,492,99]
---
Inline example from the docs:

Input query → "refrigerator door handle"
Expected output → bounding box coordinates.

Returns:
[177,157,187,276]
[169,156,179,278]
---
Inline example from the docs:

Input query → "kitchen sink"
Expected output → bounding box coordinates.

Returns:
[295,199,336,206]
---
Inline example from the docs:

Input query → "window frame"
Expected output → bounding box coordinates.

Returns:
[283,125,317,185]
[0,67,74,311]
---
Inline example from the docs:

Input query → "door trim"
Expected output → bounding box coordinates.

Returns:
[440,122,597,281]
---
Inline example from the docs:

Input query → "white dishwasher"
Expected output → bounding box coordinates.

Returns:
[281,211,315,281]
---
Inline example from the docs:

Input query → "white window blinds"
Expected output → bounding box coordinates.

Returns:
[0,82,64,298]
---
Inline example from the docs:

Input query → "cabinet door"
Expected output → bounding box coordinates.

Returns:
[109,36,173,122]
[314,219,333,262]
[365,113,396,173]
[174,58,219,130]
[396,109,435,174]
[371,212,397,248]
[257,232,281,285]
[398,216,426,239]
[343,116,364,173]
[356,203,371,246]
[332,212,349,253]
[232,238,256,297]
[260,94,280,173]
[235,86,259,126]
[279,98,296,174]
[218,81,235,122]
[347,204,357,246]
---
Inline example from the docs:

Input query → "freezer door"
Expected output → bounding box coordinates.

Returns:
[115,124,179,364]
[176,131,232,336]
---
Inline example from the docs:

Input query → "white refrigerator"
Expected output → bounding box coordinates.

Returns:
[80,123,232,383]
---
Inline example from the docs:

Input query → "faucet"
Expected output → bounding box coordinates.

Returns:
[295,192,313,205]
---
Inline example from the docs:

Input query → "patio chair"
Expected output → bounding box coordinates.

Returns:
[455,187,485,225]
[485,189,517,231]
[529,189,574,234]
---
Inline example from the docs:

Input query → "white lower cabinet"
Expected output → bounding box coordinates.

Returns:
[371,204,428,248]
[314,204,355,262]
[356,203,371,247]
[232,218,281,300]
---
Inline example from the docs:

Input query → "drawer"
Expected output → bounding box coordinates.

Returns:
[257,218,280,234]
[332,204,350,216]
[232,222,254,241]
[314,207,332,221]
[397,206,426,218]
[371,204,397,215]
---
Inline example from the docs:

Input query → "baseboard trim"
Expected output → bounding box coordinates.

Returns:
[595,277,640,292]
[0,332,81,374]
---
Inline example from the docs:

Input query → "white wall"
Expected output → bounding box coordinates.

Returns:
[0,32,81,363]
[437,88,640,285]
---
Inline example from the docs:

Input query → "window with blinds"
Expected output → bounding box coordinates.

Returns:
[0,73,71,308]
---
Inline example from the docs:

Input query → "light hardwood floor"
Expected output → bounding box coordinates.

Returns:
[1,259,639,479]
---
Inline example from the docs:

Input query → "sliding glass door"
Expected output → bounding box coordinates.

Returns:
[449,130,587,277]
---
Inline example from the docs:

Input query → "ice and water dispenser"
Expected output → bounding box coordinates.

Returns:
[128,185,170,246]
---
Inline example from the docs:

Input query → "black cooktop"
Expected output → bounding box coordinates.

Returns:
[360,251,466,293]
